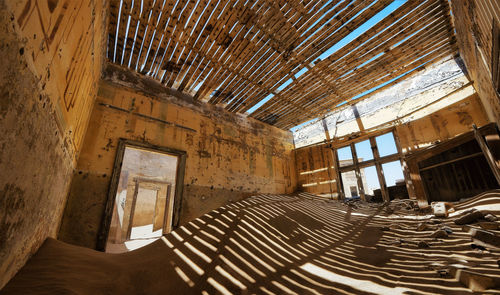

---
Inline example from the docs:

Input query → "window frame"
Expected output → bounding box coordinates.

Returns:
[331,129,409,201]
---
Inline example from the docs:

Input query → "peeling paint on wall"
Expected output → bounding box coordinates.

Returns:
[59,71,297,248]
[0,0,106,287]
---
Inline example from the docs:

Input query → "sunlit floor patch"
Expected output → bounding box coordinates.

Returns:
[301,263,417,295]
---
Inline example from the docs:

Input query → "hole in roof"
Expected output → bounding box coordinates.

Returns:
[295,67,308,79]
[315,0,407,62]
[246,94,274,114]
[290,118,317,132]
[113,0,124,62]
[251,0,407,120]
[276,79,293,92]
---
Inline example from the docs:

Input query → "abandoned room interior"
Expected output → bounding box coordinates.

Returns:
[1,0,500,293]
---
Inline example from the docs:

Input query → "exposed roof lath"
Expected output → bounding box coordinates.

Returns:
[107,0,457,130]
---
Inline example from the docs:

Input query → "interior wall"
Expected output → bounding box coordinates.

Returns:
[59,65,296,249]
[396,93,490,153]
[294,145,337,197]
[294,93,489,196]
[0,0,106,288]
[450,0,500,125]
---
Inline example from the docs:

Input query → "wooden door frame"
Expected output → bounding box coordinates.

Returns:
[97,139,186,251]
[125,178,172,240]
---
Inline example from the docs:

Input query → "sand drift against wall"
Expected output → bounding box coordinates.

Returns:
[3,192,500,294]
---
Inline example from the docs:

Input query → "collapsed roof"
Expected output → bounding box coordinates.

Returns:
[107,0,457,129]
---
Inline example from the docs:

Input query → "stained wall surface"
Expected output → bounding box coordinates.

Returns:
[59,66,296,249]
[395,93,490,153]
[451,0,500,125]
[0,0,106,288]
[6,0,108,159]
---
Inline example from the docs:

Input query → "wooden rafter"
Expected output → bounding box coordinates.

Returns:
[106,0,457,129]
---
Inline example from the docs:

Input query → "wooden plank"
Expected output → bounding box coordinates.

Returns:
[249,0,455,126]
[474,124,500,185]
[331,148,344,200]
[350,142,366,201]
[106,0,458,130]
[393,129,418,200]
[272,17,453,119]
[419,152,483,172]
[370,137,389,202]
[107,0,122,61]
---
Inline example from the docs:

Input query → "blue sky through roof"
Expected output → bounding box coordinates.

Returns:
[246,93,274,114]
[290,118,317,132]
[316,0,407,62]
[247,0,407,118]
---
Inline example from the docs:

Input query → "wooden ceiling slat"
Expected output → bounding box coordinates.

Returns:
[256,31,454,125]
[128,0,156,70]
[207,0,363,106]
[314,0,443,82]
[206,0,357,105]
[146,0,178,76]
[120,0,142,66]
[107,0,121,61]
[326,2,445,82]
[167,1,219,88]
[151,0,188,79]
[107,0,458,130]
[173,0,233,90]
[279,46,457,129]
[241,0,390,115]
[276,36,456,127]
[181,0,244,96]
[156,0,191,82]
[161,0,201,86]
[239,0,381,111]
[141,0,177,73]
[194,2,280,101]
[249,0,448,120]
[113,0,132,64]
[199,1,267,95]
[136,0,167,72]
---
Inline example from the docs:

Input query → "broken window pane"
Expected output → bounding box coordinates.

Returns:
[354,140,374,162]
[376,132,398,157]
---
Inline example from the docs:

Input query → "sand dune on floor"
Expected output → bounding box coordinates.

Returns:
[2,191,500,295]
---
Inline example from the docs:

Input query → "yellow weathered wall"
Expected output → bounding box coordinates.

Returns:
[0,0,106,288]
[396,93,490,153]
[59,74,296,249]
[294,145,337,197]
[7,0,107,159]
[450,0,500,125]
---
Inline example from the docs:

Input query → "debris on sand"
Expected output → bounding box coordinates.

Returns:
[455,210,484,225]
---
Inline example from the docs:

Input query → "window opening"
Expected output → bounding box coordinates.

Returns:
[354,139,374,162]
[376,132,398,157]
[337,145,353,167]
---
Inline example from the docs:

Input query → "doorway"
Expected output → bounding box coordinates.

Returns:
[99,140,186,253]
